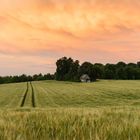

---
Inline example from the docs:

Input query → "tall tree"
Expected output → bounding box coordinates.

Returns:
[56,57,79,81]
[104,64,116,79]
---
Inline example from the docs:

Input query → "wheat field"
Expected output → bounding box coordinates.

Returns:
[0,80,140,140]
[0,107,140,140]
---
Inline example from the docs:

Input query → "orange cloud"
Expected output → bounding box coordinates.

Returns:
[0,0,140,75]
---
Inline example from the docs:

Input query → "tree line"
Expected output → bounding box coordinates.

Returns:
[56,57,140,81]
[0,73,54,84]
[0,57,140,84]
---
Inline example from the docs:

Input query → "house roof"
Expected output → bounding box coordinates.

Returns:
[80,74,90,80]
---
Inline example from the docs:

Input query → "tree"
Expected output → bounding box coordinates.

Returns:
[19,74,28,82]
[135,68,140,79]
[56,57,73,80]
[115,62,127,79]
[93,63,104,79]
[104,64,116,79]
[124,66,136,79]
[0,77,3,84]
[116,67,127,79]
[44,73,55,80]
[33,74,38,81]
[127,63,137,68]
[36,73,44,81]
[56,57,79,81]
[137,62,140,68]
[27,75,33,81]
[66,60,80,81]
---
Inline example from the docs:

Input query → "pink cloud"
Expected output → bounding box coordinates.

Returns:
[0,0,140,75]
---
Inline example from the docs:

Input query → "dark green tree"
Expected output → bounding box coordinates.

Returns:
[104,64,116,79]
[56,57,79,81]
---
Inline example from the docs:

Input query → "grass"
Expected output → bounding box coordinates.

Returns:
[33,80,140,107]
[0,82,26,108]
[0,107,140,140]
[0,80,140,140]
[0,80,140,108]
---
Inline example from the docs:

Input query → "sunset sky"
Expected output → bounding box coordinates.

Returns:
[0,0,140,75]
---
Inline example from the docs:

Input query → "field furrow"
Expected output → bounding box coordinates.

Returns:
[23,82,33,107]
[30,82,36,107]
[20,82,29,107]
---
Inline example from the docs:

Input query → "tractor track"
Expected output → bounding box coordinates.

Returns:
[30,82,36,107]
[20,82,29,107]
[20,82,36,108]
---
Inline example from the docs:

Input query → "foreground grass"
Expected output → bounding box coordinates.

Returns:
[0,107,140,140]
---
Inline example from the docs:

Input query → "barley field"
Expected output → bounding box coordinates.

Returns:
[0,80,140,140]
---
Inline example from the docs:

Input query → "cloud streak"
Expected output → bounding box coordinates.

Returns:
[0,0,140,75]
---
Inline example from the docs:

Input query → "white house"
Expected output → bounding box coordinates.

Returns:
[80,74,91,83]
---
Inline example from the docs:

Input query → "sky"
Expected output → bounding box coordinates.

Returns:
[0,0,140,75]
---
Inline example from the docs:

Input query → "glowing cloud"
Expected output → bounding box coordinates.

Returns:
[0,0,140,75]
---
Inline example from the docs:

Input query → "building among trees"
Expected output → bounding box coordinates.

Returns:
[0,57,140,85]
[80,74,91,83]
